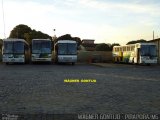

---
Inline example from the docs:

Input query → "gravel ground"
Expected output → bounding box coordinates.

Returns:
[0,63,160,115]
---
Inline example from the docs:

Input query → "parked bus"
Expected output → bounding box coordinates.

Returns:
[112,43,157,64]
[2,38,30,64]
[31,39,52,62]
[54,40,77,65]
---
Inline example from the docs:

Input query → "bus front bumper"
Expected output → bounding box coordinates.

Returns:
[3,58,25,63]
[140,59,157,64]
[32,58,52,62]
[58,55,77,63]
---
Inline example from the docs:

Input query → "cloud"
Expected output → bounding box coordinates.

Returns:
[0,0,57,37]
[78,0,160,16]
[1,0,159,45]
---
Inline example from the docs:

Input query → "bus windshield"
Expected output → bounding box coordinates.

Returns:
[68,43,77,55]
[58,43,77,55]
[140,45,156,57]
[14,41,24,53]
[3,41,24,53]
[3,41,13,53]
[41,41,51,53]
[32,40,51,53]
[58,43,67,55]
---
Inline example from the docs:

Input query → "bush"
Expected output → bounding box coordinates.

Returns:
[95,43,110,51]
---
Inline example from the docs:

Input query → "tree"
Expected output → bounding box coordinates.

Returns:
[56,34,82,46]
[57,34,73,41]
[9,24,32,39]
[95,43,110,51]
[72,37,82,46]
[0,39,2,61]
[30,30,52,40]
[9,24,52,45]
[0,39,2,48]
[24,33,31,45]
[127,39,146,45]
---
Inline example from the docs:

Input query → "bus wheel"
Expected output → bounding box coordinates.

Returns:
[72,62,75,65]
[6,62,9,65]
[147,63,150,66]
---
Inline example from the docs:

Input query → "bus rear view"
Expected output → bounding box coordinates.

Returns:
[55,40,77,65]
[31,39,52,63]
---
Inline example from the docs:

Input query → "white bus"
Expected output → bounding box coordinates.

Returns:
[2,38,30,64]
[31,39,52,62]
[113,43,157,64]
[54,40,77,65]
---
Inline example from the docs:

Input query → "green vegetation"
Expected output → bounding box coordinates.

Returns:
[9,24,52,45]
[6,24,122,51]
[95,43,120,51]
[0,39,2,48]
[126,39,147,45]
[9,25,82,47]
[0,39,2,62]
[56,34,82,46]
[95,43,110,51]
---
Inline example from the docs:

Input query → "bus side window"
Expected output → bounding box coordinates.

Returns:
[117,48,119,52]
[128,47,130,51]
[131,46,134,51]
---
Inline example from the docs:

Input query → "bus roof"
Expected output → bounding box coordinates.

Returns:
[135,42,156,46]
[32,39,51,41]
[56,40,77,44]
[113,42,156,48]
[3,38,26,42]
[3,38,29,45]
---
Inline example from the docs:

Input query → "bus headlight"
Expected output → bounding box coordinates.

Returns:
[58,57,63,60]
[32,54,39,58]
[19,55,24,58]
[3,54,13,58]
[32,55,35,58]
[48,54,51,57]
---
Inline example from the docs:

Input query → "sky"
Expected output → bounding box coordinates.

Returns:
[0,0,160,45]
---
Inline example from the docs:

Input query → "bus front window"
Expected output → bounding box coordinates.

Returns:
[41,41,51,53]
[14,41,24,53]
[3,41,13,53]
[68,43,77,55]
[32,41,41,53]
[58,43,67,55]
[140,45,156,57]
[149,45,156,57]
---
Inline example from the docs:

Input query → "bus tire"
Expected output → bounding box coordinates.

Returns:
[72,62,75,65]
[147,63,150,66]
